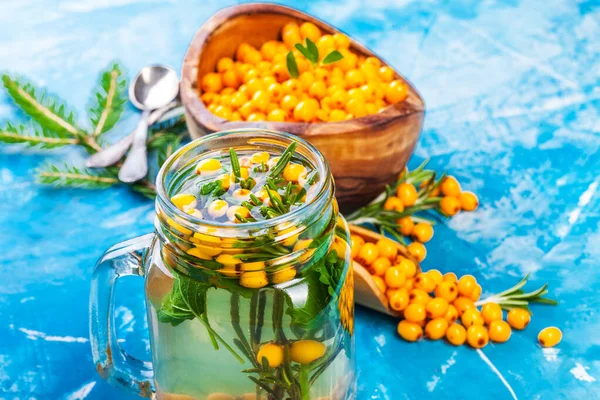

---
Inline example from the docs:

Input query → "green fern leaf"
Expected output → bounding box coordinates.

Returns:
[89,63,127,137]
[36,163,119,189]
[0,122,78,149]
[2,74,84,137]
[131,182,157,199]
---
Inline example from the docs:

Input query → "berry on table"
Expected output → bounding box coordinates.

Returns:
[538,327,562,347]
[488,320,512,343]
[507,308,531,330]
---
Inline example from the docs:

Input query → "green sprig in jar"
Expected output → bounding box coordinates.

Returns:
[90,129,356,400]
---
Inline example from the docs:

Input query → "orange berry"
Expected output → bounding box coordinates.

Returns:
[244,49,263,65]
[446,323,467,346]
[201,92,218,104]
[345,98,367,118]
[282,78,302,94]
[434,281,459,303]
[408,289,432,306]
[345,69,364,88]
[461,308,484,328]
[333,33,350,49]
[350,234,364,259]
[459,191,479,211]
[440,176,461,196]
[267,109,287,122]
[440,196,461,216]
[293,99,319,122]
[397,320,423,342]
[397,216,414,236]
[213,105,232,120]
[329,109,346,122]
[235,42,255,61]
[330,90,348,109]
[383,196,404,212]
[466,325,489,349]
[396,183,418,206]
[385,80,409,103]
[397,258,417,278]
[280,94,299,112]
[407,242,426,262]
[538,327,562,348]
[507,308,531,330]
[201,72,222,93]
[415,272,436,292]
[266,82,284,102]
[443,272,458,283]
[489,320,512,343]
[453,296,476,317]
[251,90,271,112]
[412,223,434,243]
[370,257,391,276]
[282,22,302,48]
[444,304,459,324]
[403,277,415,291]
[247,112,266,122]
[384,266,406,289]
[426,269,443,285]
[425,317,449,340]
[260,40,280,61]
[300,22,321,42]
[379,66,395,83]
[481,303,503,325]
[372,275,386,293]
[238,102,254,119]
[357,242,379,265]
[216,57,234,72]
[309,81,327,99]
[426,297,449,319]
[272,63,290,83]
[470,284,482,301]
[404,303,426,322]
[246,77,265,96]
[388,288,409,311]
[457,275,478,297]
[231,92,249,109]
[376,238,398,260]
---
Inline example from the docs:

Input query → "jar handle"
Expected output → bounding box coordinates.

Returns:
[89,234,155,398]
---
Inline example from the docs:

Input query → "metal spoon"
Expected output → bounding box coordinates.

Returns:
[118,65,179,183]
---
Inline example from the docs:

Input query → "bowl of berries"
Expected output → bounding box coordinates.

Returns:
[181,3,425,212]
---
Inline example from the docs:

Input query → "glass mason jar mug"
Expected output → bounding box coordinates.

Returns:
[90,130,356,400]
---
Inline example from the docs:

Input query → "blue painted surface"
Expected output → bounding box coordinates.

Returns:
[1,0,599,399]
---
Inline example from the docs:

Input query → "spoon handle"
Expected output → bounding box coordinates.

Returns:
[118,110,150,183]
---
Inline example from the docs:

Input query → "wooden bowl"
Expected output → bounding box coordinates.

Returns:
[349,224,421,317]
[181,3,425,213]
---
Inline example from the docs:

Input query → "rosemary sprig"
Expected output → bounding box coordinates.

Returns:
[230,147,241,179]
[268,142,297,178]
[475,274,558,311]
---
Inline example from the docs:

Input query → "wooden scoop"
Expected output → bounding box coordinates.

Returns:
[349,224,421,317]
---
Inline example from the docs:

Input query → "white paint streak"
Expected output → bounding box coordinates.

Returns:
[66,381,96,400]
[477,349,518,400]
[570,363,596,383]
[542,348,560,362]
[426,375,440,392]
[20,296,35,303]
[441,351,457,374]
[374,334,386,347]
[558,180,599,238]
[59,0,173,13]
[19,328,88,343]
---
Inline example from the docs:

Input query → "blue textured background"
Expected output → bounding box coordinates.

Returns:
[1,0,599,399]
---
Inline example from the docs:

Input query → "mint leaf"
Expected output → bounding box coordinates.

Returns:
[286,51,299,78]
[322,50,344,65]
[305,39,319,64]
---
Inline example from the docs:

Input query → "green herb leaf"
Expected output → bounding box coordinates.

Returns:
[178,274,211,317]
[322,50,344,65]
[268,141,297,178]
[36,163,119,189]
[286,51,299,78]
[305,39,319,64]
[89,63,127,138]
[230,147,241,179]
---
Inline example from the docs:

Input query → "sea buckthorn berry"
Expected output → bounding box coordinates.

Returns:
[384,196,405,212]
[459,191,479,211]
[388,288,409,311]
[398,320,423,342]
[329,109,346,122]
[425,318,449,340]
[263,76,277,86]
[444,304,459,323]
[350,234,364,259]
[397,216,414,236]
[426,297,449,319]
[217,57,234,72]
[370,256,392,276]
[426,270,443,285]
[309,81,327,99]
[538,327,562,348]
[415,273,436,292]
[345,98,367,118]
[403,277,415,291]
[481,303,503,325]
[186,247,212,260]
[207,199,228,218]
[300,22,321,42]
[446,324,467,346]
[270,63,289,83]
[250,152,270,164]
[407,242,427,262]
[267,82,284,102]
[443,272,458,283]
[251,90,271,112]
[226,205,250,223]
[376,238,398,260]
[457,275,478,297]
[385,80,409,104]
[330,90,348,109]
[315,109,330,122]
[461,308,484,328]
[398,258,417,278]
[412,223,434,243]
[453,296,476,316]
[256,343,283,368]
[290,340,326,365]
[397,183,418,206]
[358,243,379,265]
[246,77,265,96]
[333,33,350,49]
[260,40,280,61]
[365,103,378,115]
[201,92,218,104]
[213,105,232,120]
[267,108,287,122]
[243,68,260,83]
[245,49,263,65]
[238,102,254,119]
[236,42,255,61]
[384,266,406,288]
[171,193,197,211]
[434,281,458,303]
[247,112,266,122]
[240,271,268,289]
[345,69,364,88]
[507,308,531,330]
[440,176,461,196]
[317,34,335,52]
[489,320,512,343]
[216,174,232,191]
[404,303,426,322]
[470,284,482,301]
[372,275,387,294]
[201,73,222,93]
[272,266,297,284]
[222,69,238,89]
[216,254,243,269]
[196,158,222,175]
[283,163,306,183]
[294,99,319,122]
[379,66,395,82]
[467,325,489,349]
[298,71,315,90]
[409,289,432,306]
[280,94,299,112]
[207,103,218,113]
[282,22,302,48]
[440,196,462,216]
[338,49,358,71]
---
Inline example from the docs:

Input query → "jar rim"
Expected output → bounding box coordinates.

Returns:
[155,128,332,233]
